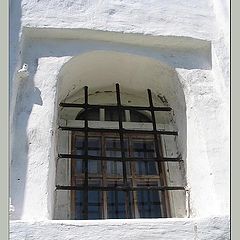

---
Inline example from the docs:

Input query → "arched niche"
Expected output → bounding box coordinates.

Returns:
[54,51,187,219]
[57,50,186,159]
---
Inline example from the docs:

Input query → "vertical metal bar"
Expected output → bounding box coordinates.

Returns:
[116,83,130,218]
[83,86,89,220]
[147,89,168,217]
[102,135,108,219]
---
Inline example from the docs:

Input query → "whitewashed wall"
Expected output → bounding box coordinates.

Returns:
[10,0,230,239]
[11,217,230,240]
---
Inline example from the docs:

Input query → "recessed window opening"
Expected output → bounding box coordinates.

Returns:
[56,84,186,220]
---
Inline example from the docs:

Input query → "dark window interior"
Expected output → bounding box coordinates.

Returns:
[71,134,166,219]
[57,85,184,220]
[75,108,151,122]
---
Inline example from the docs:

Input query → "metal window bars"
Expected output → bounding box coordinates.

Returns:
[56,83,186,219]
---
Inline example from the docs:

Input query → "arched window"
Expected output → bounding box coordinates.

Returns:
[56,84,185,220]
[76,108,151,122]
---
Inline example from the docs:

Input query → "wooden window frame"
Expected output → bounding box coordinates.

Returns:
[70,131,171,219]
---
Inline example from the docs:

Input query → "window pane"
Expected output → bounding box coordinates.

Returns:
[130,110,151,122]
[75,160,82,173]
[105,138,130,176]
[75,136,101,156]
[73,158,101,176]
[76,109,100,121]
[105,109,126,121]
[136,183,162,218]
[74,137,102,175]
[132,139,158,175]
[75,137,84,148]
[75,191,83,220]
[106,180,133,219]
[88,191,102,219]
[107,190,126,219]
[75,190,102,220]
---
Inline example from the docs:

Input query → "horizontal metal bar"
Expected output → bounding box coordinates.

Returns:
[58,154,183,162]
[59,126,178,135]
[59,102,172,112]
[56,185,186,191]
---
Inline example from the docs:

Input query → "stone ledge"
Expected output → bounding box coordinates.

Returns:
[10,216,230,240]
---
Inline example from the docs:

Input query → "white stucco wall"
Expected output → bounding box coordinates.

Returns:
[10,0,230,239]
[10,217,230,240]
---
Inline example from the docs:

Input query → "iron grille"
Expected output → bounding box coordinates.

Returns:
[56,83,186,219]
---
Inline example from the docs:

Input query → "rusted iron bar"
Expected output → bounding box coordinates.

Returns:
[59,126,178,136]
[59,102,172,112]
[116,83,131,218]
[58,154,183,162]
[83,86,88,220]
[147,88,167,217]
[56,185,186,191]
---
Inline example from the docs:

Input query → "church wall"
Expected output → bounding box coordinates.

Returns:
[10,0,230,239]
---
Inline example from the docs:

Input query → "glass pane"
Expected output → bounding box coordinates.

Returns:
[88,191,102,219]
[136,183,162,218]
[130,110,151,122]
[76,109,100,121]
[75,191,83,220]
[75,190,102,220]
[105,138,130,176]
[74,136,101,175]
[105,109,126,121]
[107,180,133,219]
[75,159,82,173]
[73,158,101,175]
[108,190,126,219]
[75,137,84,148]
[132,139,158,175]
[75,136,101,155]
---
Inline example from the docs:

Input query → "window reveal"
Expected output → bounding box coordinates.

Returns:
[57,84,185,220]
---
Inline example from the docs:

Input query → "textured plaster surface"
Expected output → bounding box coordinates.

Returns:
[20,0,216,39]
[11,37,229,220]
[10,216,230,240]
[9,0,229,86]
[11,57,68,220]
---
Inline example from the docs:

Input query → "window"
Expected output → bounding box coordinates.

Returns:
[56,84,185,220]
[71,133,167,219]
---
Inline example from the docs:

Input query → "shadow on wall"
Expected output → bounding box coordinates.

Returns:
[11,70,43,219]
[22,28,212,71]
[9,0,22,86]
[10,0,25,220]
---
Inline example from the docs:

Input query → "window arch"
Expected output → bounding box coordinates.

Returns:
[76,108,151,122]
[55,84,186,220]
